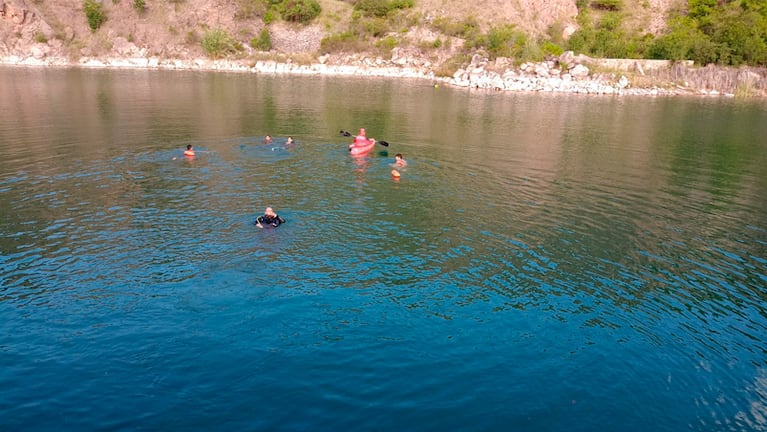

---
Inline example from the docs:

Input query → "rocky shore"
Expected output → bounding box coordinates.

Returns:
[0,47,737,98]
[3,0,765,98]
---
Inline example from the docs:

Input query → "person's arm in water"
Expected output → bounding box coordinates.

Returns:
[268,215,284,227]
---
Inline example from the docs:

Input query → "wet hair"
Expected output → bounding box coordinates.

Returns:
[187,144,193,150]
[395,153,403,159]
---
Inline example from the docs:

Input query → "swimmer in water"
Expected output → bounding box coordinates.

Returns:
[255,206,286,228]
[184,144,195,157]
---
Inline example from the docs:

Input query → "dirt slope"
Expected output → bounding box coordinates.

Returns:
[1,0,677,60]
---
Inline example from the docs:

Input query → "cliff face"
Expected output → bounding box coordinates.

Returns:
[1,0,256,59]
[0,0,674,61]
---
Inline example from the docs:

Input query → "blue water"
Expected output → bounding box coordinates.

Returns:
[1,67,766,431]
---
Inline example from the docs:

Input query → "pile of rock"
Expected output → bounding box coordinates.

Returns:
[450,52,673,95]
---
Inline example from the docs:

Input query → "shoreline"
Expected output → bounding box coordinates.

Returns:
[0,54,737,98]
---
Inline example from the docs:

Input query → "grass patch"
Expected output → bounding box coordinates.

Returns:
[281,0,322,24]
[320,31,368,54]
[201,29,244,58]
[83,0,106,31]
[251,28,272,51]
[434,52,471,77]
[133,0,146,13]
[235,0,268,19]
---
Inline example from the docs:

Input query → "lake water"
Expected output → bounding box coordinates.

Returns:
[1,66,766,431]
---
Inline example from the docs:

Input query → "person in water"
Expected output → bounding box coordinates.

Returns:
[184,144,195,157]
[255,207,286,228]
[286,136,294,145]
[355,128,367,143]
[394,153,407,167]
[264,135,272,144]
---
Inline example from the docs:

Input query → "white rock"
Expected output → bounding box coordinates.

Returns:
[617,75,629,89]
[570,64,589,79]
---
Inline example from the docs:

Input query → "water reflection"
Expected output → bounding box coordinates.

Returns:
[1,67,766,431]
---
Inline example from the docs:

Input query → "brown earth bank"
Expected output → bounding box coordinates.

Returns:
[2,0,766,97]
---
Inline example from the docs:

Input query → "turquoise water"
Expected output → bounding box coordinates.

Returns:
[1,67,766,431]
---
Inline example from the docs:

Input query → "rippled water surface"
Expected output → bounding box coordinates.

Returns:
[1,67,766,431]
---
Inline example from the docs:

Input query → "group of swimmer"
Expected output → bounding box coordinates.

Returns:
[343,128,406,178]
[264,134,294,145]
[183,135,295,158]
[181,129,407,229]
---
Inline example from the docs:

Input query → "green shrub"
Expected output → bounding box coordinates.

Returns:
[516,39,546,63]
[34,32,48,43]
[251,28,272,51]
[541,40,564,57]
[133,0,146,12]
[84,0,106,31]
[598,11,623,31]
[546,21,567,46]
[431,15,482,39]
[355,0,389,17]
[320,31,367,54]
[201,29,242,58]
[430,17,463,37]
[590,0,623,11]
[649,17,719,63]
[742,0,767,15]
[709,8,767,66]
[349,16,389,38]
[460,17,482,39]
[366,18,391,37]
[263,9,277,24]
[688,0,717,19]
[390,0,414,10]
[435,52,471,77]
[642,0,767,66]
[235,0,268,19]
[376,35,398,51]
[281,0,321,23]
[485,25,527,59]
[354,0,412,18]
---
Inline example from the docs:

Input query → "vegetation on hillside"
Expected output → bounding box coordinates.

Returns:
[83,0,106,32]
[235,0,322,24]
[565,0,767,67]
[650,0,767,66]
[69,0,767,70]
[202,29,244,58]
[317,0,767,69]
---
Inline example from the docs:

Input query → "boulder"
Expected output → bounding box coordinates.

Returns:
[570,64,589,79]
[1,0,34,25]
[617,75,629,89]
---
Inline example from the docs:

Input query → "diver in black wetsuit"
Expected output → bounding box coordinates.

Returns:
[255,207,286,228]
